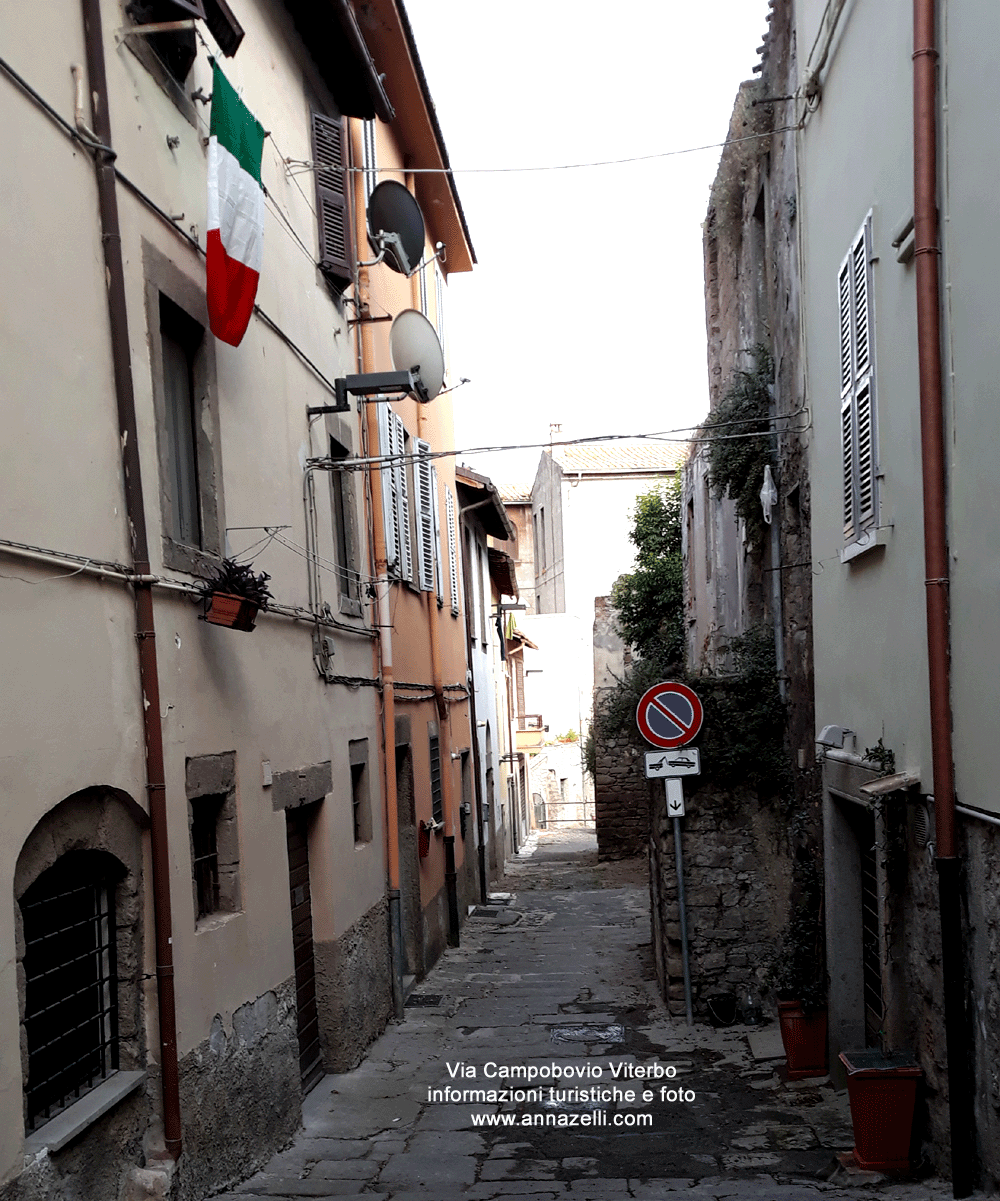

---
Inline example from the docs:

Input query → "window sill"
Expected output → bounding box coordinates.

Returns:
[195,909,242,935]
[840,526,891,563]
[24,1070,146,1156]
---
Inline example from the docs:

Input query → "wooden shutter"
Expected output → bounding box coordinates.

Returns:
[446,486,460,615]
[432,466,443,604]
[311,112,352,284]
[391,413,413,583]
[839,213,877,542]
[377,404,400,575]
[414,439,436,592]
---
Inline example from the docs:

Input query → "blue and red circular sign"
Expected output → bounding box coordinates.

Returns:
[636,681,704,749]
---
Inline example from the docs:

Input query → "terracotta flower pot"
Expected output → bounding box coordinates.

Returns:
[840,1050,921,1172]
[777,999,828,1079]
[204,592,259,631]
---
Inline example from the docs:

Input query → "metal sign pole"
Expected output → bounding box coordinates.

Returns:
[668,780,694,1026]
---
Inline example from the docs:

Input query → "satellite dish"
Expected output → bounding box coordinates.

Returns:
[367,180,425,276]
[390,309,445,402]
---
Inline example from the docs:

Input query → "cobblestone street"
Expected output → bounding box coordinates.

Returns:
[210,831,958,1201]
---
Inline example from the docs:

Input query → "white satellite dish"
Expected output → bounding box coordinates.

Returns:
[389,309,445,403]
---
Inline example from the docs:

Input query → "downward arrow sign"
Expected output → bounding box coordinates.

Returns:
[665,778,686,818]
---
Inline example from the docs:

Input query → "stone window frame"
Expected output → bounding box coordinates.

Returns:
[185,752,242,928]
[348,739,372,845]
[14,789,148,1149]
[143,240,225,577]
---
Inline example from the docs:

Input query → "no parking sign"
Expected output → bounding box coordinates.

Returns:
[635,681,703,749]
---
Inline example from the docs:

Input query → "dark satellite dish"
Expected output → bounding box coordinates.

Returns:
[367,180,425,276]
[390,309,445,402]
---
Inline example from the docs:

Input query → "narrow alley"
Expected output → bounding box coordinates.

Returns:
[210,833,953,1201]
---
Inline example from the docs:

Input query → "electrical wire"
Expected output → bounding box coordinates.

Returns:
[309,415,811,474]
[284,124,805,177]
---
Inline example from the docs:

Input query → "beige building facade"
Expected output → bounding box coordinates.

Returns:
[0,1,474,1197]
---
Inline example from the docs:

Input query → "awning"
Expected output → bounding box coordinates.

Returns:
[487,548,517,600]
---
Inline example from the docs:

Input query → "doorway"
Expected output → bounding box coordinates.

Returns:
[285,804,323,1093]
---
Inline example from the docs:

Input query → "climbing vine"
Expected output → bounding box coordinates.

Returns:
[702,344,774,557]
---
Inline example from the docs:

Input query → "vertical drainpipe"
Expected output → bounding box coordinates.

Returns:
[358,262,405,1020]
[912,0,975,1192]
[80,0,182,1159]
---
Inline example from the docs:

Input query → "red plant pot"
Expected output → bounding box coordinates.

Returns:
[840,1051,921,1172]
[204,592,259,631]
[777,999,828,1079]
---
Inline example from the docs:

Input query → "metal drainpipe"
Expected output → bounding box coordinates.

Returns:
[358,266,405,1020]
[912,0,975,1192]
[80,0,182,1159]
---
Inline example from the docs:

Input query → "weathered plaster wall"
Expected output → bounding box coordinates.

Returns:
[314,899,392,1073]
[175,980,300,1201]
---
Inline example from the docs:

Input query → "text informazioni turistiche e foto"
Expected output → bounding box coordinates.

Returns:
[427,1060,695,1129]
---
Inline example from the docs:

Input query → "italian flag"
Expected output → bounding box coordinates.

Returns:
[207,64,266,346]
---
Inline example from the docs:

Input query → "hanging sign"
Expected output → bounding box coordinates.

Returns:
[635,681,704,749]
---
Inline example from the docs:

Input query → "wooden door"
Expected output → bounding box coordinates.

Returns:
[285,807,323,1093]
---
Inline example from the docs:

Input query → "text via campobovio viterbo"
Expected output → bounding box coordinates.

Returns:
[426,1060,696,1129]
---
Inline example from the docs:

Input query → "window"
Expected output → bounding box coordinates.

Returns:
[145,243,223,575]
[428,727,444,824]
[377,405,413,582]
[186,754,240,924]
[349,740,372,844]
[839,213,878,544]
[312,111,353,290]
[160,295,204,548]
[445,486,460,615]
[123,0,243,120]
[20,853,121,1132]
[329,437,361,614]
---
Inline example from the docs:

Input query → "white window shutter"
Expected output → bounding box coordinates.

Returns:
[839,212,878,543]
[446,486,460,615]
[414,438,436,592]
[431,466,443,604]
[855,380,875,525]
[838,260,852,397]
[377,404,400,575]
[390,412,413,582]
[434,266,446,352]
[841,396,856,540]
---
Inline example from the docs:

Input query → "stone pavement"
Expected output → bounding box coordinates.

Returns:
[209,830,961,1201]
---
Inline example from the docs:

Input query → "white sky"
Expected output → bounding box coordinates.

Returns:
[403,0,772,485]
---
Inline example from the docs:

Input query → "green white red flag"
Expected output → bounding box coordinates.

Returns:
[207,64,265,346]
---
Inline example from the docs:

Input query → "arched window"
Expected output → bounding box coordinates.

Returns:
[19,851,124,1132]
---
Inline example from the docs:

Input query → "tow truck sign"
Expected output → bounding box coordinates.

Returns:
[635,681,704,749]
[645,748,701,778]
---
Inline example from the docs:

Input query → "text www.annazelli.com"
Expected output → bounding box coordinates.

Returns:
[472,1111,652,1128]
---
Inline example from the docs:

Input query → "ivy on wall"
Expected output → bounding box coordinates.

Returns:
[702,344,775,557]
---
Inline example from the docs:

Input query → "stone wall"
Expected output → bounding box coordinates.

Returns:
[593,733,648,860]
[315,898,392,1073]
[649,783,793,1020]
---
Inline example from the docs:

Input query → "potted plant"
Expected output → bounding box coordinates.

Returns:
[200,558,273,631]
[766,855,828,1079]
[838,1049,922,1172]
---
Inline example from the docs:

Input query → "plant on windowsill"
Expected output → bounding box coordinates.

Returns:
[199,558,273,632]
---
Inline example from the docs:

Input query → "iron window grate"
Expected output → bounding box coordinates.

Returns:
[21,872,119,1132]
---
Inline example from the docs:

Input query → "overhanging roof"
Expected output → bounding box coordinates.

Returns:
[487,548,518,599]
[455,466,516,542]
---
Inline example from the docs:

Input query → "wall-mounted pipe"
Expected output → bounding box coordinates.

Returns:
[80,0,181,1160]
[912,0,975,1191]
